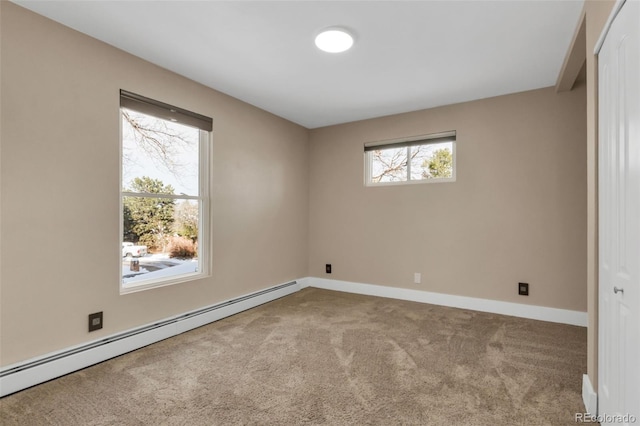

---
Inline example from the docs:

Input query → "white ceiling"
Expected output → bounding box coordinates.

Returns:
[14,0,584,129]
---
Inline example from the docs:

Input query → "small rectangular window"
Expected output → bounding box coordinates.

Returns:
[364,131,456,186]
[120,90,212,293]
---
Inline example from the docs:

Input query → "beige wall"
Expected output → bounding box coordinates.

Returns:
[584,0,616,390]
[0,2,309,366]
[1,0,597,372]
[308,85,587,311]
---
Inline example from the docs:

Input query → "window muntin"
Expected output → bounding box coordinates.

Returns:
[365,132,456,185]
[120,91,211,293]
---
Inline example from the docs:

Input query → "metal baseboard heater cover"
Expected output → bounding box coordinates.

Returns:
[0,280,299,397]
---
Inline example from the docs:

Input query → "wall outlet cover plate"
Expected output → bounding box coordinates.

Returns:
[88,312,103,332]
[518,283,529,296]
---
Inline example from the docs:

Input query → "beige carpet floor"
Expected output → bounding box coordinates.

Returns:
[0,288,587,425]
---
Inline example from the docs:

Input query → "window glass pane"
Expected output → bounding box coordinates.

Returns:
[122,108,199,196]
[123,197,199,286]
[370,147,408,183]
[410,142,453,180]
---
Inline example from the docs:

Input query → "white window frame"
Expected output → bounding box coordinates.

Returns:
[119,91,211,294]
[364,131,456,186]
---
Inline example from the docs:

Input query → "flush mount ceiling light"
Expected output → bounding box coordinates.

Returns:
[315,27,354,53]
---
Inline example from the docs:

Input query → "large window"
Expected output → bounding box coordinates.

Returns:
[120,90,212,293]
[364,131,456,185]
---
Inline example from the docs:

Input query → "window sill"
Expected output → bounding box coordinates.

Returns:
[120,270,209,295]
[365,177,456,187]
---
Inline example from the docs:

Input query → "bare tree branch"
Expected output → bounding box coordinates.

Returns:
[122,110,196,182]
[371,148,407,182]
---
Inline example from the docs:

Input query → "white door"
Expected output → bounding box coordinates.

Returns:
[598,0,640,424]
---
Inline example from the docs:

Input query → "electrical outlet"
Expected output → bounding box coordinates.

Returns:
[518,282,529,296]
[88,312,103,332]
[326,264,332,274]
[414,273,421,284]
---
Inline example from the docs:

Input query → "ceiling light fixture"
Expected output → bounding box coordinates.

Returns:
[315,27,354,53]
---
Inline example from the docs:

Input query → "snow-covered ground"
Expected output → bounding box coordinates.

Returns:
[122,253,198,286]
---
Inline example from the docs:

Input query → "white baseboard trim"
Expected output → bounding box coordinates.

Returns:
[582,374,598,415]
[303,277,588,327]
[0,280,301,397]
[0,277,588,398]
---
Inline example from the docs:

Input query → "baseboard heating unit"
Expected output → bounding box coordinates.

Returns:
[0,280,300,397]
